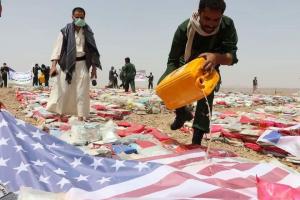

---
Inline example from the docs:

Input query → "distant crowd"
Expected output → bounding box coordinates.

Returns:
[32,64,51,87]
[0,60,155,91]
[107,57,154,92]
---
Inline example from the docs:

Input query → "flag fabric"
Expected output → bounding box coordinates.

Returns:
[7,67,16,73]
[257,124,300,157]
[1,110,300,199]
[135,70,147,82]
[8,70,32,85]
[257,177,300,200]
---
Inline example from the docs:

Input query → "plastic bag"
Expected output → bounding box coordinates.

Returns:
[70,122,101,145]
[101,120,119,143]
[18,187,65,200]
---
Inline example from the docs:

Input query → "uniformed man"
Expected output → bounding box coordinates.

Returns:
[158,0,238,145]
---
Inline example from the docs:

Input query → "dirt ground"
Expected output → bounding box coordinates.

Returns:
[1,86,299,172]
[0,87,38,125]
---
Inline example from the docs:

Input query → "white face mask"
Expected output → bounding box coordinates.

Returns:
[74,18,86,27]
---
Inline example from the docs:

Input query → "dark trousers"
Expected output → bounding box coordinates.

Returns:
[192,91,214,132]
[148,81,153,89]
[2,75,7,87]
[120,81,124,88]
[125,79,136,92]
[33,76,38,86]
[45,76,49,87]
[175,91,215,144]
[113,79,118,88]
[175,91,214,133]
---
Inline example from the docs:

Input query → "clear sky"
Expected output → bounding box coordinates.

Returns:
[0,0,299,88]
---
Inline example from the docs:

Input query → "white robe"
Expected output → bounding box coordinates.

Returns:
[46,28,90,117]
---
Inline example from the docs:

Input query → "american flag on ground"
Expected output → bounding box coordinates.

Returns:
[258,124,300,157]
[1,110,300,199]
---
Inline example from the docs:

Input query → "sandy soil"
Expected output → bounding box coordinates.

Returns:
[0,87,38,125]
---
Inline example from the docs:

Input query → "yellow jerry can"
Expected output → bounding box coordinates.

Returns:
[156,58,220,110]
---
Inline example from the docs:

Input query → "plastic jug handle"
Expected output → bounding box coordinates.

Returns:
[195,77,205,89]
[195,72,212,89]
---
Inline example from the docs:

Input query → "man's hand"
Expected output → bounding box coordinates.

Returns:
[198,53,218,74]
[91,66,97,79]
[50,64,58,77]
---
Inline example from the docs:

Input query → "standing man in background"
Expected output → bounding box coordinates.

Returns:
[119,67,125,89]
[0,70,3,88]
[253,76,258,94]
[0,63,9,88]
[32,63,40,87]
[109,66,115,87]
[123,57,136,93]
[158,0,238,145]
[47,7,101,121]
[41,64,50,87]
[146,72,154,89]
[112,69,118,88]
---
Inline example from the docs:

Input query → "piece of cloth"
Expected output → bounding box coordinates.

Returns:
[3,110,300,199]
[258,126,300,157]
[51,29,85,61]
[184,12,220,62]
[46,60,90,117]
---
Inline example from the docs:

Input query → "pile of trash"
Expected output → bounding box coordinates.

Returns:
[16,87,165,123]
[184,99,300,164]
[214,92,297,107]
[14,86,300,163]
[14,87,192,160]
[47,117,194,160]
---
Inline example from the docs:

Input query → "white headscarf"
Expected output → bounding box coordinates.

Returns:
[184,12,221,62]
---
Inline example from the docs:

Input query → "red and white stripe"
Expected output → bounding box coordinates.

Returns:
[65,150,300,199]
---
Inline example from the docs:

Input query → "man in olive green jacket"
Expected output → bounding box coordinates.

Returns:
[159,0,238,145]
[123,57,136,93]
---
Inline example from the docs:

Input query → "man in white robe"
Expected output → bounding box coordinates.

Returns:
[47,7,101,121]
